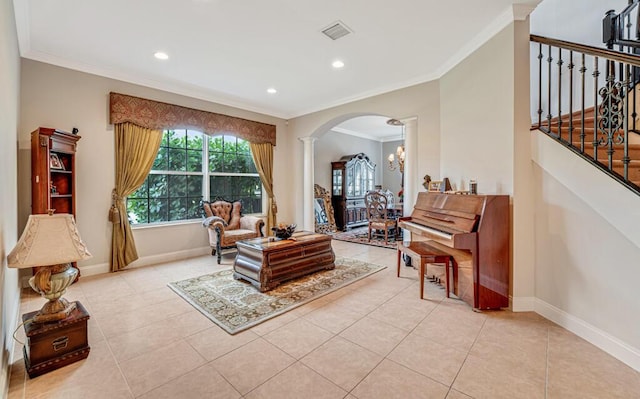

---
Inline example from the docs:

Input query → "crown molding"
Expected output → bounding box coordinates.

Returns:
[14,2,540,120]
[21,49,291,120]
[433,3,536,80]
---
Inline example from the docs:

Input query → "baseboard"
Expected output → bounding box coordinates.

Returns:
[126,246,211,270]
[510,296,535,312]
[535,298,640,372]
[20,246,212,285]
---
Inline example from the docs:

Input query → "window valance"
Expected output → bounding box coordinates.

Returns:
[109,92,276,145]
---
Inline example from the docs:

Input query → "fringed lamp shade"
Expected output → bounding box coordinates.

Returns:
[7,213,92,323]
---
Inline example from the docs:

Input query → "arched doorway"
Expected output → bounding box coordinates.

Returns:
[300,114,418,232]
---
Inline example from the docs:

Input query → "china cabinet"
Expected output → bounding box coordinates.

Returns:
[331,153,375,231]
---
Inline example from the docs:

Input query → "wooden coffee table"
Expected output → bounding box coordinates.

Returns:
[233,231,335,292]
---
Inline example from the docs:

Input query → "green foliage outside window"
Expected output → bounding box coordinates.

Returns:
[208,136,261,213]
[127,130,262,224]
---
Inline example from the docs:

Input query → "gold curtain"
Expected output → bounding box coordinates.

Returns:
[250,142,277,235]
[110,122,163,271]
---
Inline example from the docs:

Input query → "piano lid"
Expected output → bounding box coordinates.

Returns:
[406,192,484,235]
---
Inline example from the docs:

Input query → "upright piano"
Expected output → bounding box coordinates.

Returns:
[398,192,510,309]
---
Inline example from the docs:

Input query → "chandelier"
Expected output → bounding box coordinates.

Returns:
[386,118,405,173]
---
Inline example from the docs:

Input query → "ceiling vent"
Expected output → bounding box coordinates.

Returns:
[321,21,352,40]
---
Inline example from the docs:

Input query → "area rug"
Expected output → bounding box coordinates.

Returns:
[167,257,386,334]
[331,226,398,250]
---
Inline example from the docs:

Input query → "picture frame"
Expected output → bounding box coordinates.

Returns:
[428,180,442,192]
[49,153,64,170]
[313,184,336,234]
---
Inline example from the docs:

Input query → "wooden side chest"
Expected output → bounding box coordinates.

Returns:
[22,301,90,378]
[233,231,335,291]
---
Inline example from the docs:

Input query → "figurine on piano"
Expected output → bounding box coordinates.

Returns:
[422,174,431,190]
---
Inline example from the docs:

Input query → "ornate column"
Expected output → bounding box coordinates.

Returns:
[299,136,317,231]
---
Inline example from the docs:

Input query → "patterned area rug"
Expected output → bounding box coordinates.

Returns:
[331,226,398,250]
[168,257,385,334]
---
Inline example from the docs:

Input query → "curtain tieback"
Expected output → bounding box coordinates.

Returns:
[271,197,278,214]
[109,189,122,224]
[111,189,124,203]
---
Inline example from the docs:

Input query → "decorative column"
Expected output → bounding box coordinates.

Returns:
[398,117,417,241]
[300,136,316,231]
[401,117,418,217]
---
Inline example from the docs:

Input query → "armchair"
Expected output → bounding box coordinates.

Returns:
[201,199,264,264]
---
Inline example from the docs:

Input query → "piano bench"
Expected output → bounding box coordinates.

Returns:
[396,241,455,300]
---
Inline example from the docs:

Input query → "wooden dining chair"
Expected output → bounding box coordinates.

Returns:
[364,191,398,245]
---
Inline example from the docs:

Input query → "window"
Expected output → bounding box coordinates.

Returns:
[127,130,262,225]
[208,135,262,214]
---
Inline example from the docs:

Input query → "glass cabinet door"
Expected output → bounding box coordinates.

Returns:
[367,168,374,191]
[332,169,342,195]
[354,161,362,196]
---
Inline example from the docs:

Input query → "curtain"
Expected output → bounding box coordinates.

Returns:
[250,142,277,235]
[110,122,163,271]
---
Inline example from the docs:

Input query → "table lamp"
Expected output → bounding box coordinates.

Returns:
[7,212,92,323]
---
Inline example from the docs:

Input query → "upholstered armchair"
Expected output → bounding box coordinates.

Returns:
[201,200,264,264]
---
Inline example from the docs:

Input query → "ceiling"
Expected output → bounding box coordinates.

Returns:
[13,0,538,129]
[332,116,403,142]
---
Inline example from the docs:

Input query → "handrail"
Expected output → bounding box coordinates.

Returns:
[531,34,640,67]
[603,0,640,50]
[530,33,640,195]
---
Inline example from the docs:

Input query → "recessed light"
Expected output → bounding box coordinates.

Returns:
[154,52,169,60]
[267,88,277,94]
[332,60,345,69]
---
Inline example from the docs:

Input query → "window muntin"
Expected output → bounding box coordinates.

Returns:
[127,130,262,225]
[208,135,261,214]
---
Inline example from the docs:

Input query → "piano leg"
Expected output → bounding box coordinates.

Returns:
[452,258,458,297]
[419,263,425,300]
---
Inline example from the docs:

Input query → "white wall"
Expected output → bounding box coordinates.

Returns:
[440,24,516,195]
[532,132,640,369]
[0,0,21,395]
[313,131,383,193]
[381,139,404,197]
[19,60,289,274]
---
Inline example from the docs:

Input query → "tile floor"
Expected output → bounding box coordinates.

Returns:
[7,240,640,398]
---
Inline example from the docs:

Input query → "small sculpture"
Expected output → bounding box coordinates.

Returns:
[422,174,431,190]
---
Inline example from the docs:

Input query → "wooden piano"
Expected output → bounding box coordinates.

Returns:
[398,192,509,310]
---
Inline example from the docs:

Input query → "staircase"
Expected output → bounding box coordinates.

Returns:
[530,2,640,195]
[542,107,640,189]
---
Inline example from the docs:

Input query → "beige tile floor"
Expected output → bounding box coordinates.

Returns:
[7,240,640,398]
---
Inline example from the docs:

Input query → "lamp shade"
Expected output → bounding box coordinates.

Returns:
[7,213,92,268]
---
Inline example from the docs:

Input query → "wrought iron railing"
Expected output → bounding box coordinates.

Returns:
[603,0,640,51]
[531,34,640,195]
